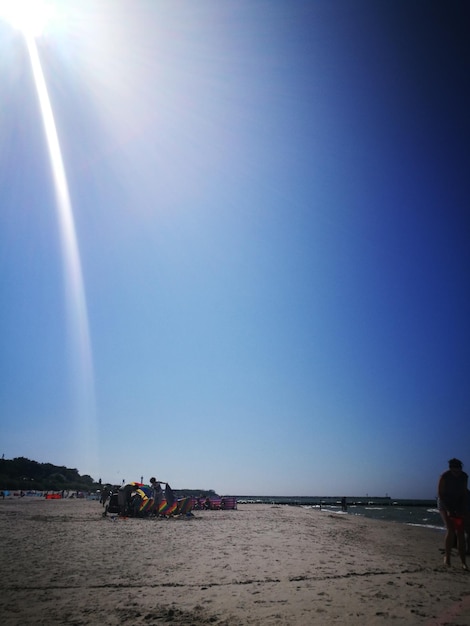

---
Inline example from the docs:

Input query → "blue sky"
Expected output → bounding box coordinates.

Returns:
[1,0,469,498]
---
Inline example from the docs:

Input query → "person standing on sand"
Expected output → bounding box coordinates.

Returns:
[437,458,468,570]
[149,477,164,515]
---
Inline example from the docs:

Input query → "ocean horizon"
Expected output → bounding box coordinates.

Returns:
[234,495,436,506]
[235,495,443,531]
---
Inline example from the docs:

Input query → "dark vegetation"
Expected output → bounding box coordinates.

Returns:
[0,457,220,497]
[0,457,96,491]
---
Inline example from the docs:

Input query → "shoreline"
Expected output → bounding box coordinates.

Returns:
[0,500,469,625]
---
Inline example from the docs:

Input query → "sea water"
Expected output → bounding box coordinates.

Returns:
[314,504,443,530]
[236,496,443,531]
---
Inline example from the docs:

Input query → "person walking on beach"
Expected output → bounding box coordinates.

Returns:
[437,458,468,569]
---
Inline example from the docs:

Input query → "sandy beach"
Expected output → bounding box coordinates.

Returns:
[0,498,469,625]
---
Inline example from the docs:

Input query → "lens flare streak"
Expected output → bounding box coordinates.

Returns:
[26,34,97,467]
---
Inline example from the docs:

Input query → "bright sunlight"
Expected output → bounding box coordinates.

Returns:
[0,0,53,38]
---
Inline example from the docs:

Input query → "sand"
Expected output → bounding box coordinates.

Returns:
[0,498,469,625]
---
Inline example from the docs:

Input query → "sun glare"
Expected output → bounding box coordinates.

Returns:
[1,0,97,470]
[0,0,53,38]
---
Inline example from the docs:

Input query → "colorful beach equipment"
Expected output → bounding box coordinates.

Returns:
[134,487,154,514]
[177,496,193,515]
[102,482,237,518]
[158,499,178,516]
[103,483,198,518]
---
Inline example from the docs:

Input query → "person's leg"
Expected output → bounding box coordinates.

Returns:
[440,509,454,566]
[465,514,470,555]
[457,527,468,569]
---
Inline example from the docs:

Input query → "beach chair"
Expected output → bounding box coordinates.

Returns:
[221,496,237,510]
[158,499,178,516]
[133,487,154,516]
[176,496,194,515]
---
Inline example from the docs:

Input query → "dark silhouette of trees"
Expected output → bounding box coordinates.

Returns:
[0,457,97,491]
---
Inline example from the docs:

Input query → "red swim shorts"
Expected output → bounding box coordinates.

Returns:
[449,516,464,531]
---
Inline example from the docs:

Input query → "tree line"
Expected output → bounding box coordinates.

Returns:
[0,457,96,491]
[0,457,222,496]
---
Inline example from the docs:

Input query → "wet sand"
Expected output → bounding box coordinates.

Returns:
[0,498,469,625]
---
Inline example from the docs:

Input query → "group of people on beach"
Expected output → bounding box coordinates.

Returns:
[437,458,470,570]
[99,477,169,511]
